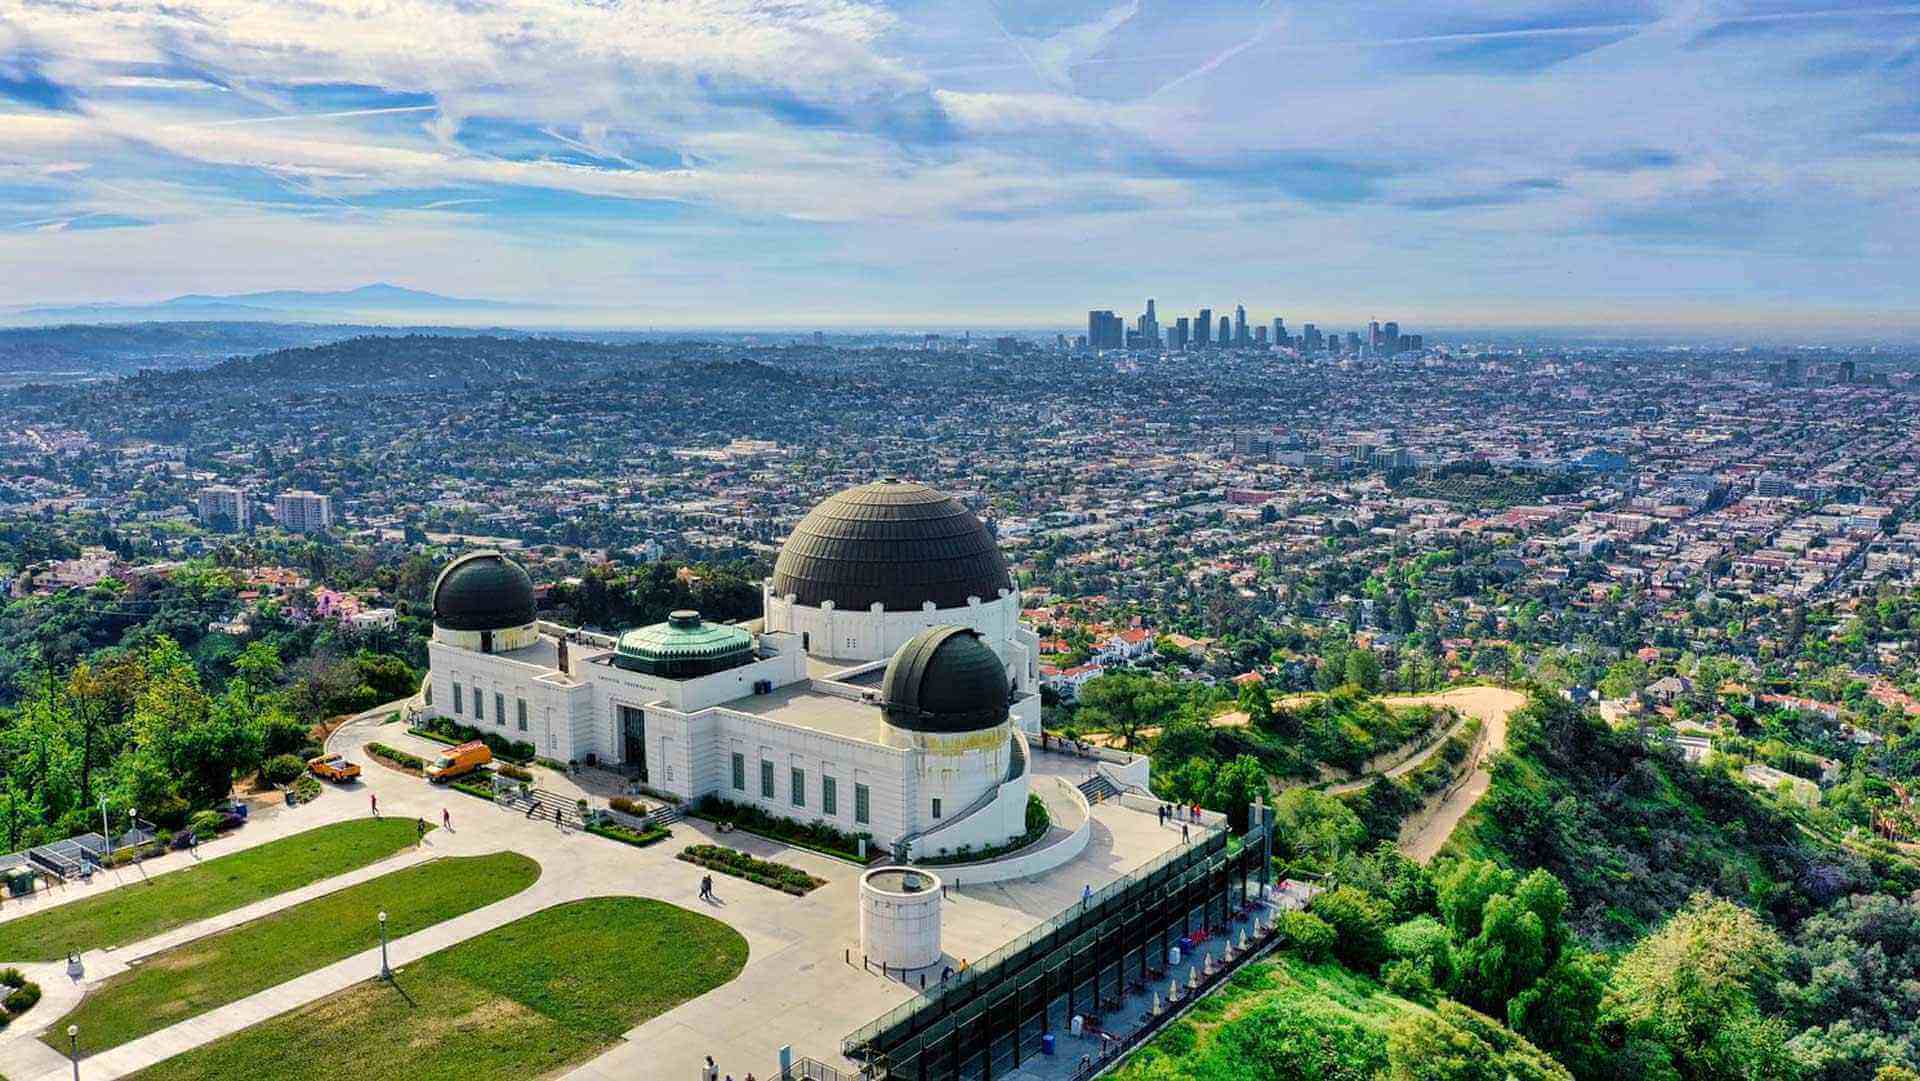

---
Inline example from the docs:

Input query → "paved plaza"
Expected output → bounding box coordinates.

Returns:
[0,701,1190,1081]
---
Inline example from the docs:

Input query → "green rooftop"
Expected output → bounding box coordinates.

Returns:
[613,610,755,679]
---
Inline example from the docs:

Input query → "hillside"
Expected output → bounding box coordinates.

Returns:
[1113,955,1569,1081]
[1442,691,1919,945]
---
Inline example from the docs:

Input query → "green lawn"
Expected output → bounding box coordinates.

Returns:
[49,852,539,1056]
[131,897,749,1081]
[0,818,422,962]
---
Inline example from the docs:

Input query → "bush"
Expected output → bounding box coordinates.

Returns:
[678,844,824,894]
[1281,911,1337,962]
[691,795,874,862]
[1310,886,1391,972]
[188,809,225,837]
[367,743,425,772]
[410,717,536,764]
[588,822,670,848]
[293,775,322,803]
[495,762,534,782]
[262,754,305,786]
[2,980,41,1016]
[608,796,649,816]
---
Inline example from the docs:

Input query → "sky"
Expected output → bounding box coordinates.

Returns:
[2,0,1918,331]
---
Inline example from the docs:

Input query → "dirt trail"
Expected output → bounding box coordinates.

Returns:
[1389,687,1526,863]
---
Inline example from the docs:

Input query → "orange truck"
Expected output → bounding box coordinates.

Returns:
[426,741,492,784]
[308,753,362,782]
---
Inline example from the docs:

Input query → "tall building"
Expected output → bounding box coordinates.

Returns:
[1302,323,1322,352]
[1218,315,1231,345]
[1174,317,1190,348]
[1383,321,1400,355]
[1254,325,1268,345]
[275,490,333,533]
[1347,331,1363,354]
[1087,310,1124,350]
[1367,320,1382,352]
[1233,305,1248,346]
[1272,318,1288,347]
[196,485,251,531]
[1195,308,1212,347]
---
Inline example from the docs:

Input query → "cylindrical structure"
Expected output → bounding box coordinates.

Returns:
[860,867,943,971]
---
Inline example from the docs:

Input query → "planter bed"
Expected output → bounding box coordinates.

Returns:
[677,843,824,896]
[587,822,672,849]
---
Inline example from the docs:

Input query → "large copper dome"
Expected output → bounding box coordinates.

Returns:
[769,481,1012,612]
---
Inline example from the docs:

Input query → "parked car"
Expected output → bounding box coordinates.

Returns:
[426,741,492,784]
[308,754,362,783]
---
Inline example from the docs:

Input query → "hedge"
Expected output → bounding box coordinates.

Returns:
[587,822,671,849]
[688,795,875,863]
[408,718,535,764]
[678,844,824,896]
[366,743,425,774]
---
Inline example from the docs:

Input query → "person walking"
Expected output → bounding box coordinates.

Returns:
[525,797,537,819]
[370,792,379,817]
[416,816,427,845]
[1182,823,1190,844]
[700,874,714,901]
[704,1055,718,1081]
[442,807,452,831]
[554,804,563,829]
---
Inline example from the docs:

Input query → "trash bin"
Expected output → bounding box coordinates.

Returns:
[1070,1015,1085,1038]
[1041,1034,1056,1056]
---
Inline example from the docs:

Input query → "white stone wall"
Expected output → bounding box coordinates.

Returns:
[763,585,1024,664]
[859,870,943,971]
[424,638,583,761]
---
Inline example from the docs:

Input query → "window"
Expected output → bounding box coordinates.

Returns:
[731,753,746,791]
[452,683,463,714]
[472,685,484,721]
[495,693,506,727]
[932,797,943,819]
[760,760,774,799]
[822,776,837,816]
[854,783,870,825]
[791,768,805,808]
[517,698,528,732]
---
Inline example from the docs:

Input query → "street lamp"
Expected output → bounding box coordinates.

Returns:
[67,1024,80,1080]
[378,911,391,980]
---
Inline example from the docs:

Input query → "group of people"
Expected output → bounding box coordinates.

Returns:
[704,1054,753,1081]
[1157,802,1202,842]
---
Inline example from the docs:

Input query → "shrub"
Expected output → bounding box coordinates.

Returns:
[293,775,322,802]
[262,754,305,786]
[1281,911,1337,962]
[588,822,670,848]
[187,809,225,837]
[608,796,649,816]
[678,844,824,894]
[496,762,534,782]
[367,743,425,772]
[2,980,41,1016]
[1310,886,1391,972]
[692,795,874,861]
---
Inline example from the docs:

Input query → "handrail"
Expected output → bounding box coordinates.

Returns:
[898,729,1029,859]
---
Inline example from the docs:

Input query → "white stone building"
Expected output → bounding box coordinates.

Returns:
[422,480,1059,858]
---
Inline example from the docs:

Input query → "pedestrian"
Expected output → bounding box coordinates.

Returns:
[525,798,537,819]
[370,792,379,817]
[1182,823,1190,843]
[442,807,452,831]
[1157,804,1165,826]
[705,1055,717,1081]
[554,804,563,828]
[1082,882,1092,906]
[700,874,714,901]
[416,816,427,845]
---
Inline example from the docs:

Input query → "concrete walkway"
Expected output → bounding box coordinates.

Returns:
[3,698,1186,1081]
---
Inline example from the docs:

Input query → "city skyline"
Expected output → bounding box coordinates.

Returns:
[4,1,1920,331]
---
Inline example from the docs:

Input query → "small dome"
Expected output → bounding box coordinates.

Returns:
[614,610,754,678]
[882,626,1010,734]
[770,480,1011,612]
[431,551,536,632]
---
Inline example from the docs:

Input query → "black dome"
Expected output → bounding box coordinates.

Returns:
[770,481,1012,612]
[432,551,536,632]
[882,627,1010,734]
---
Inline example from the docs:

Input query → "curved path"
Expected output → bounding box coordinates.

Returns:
[1388,687,1525,863]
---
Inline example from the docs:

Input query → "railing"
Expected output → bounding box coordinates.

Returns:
[844,819,1238,1058]
[897,729,1029,860]
[778,1056,852,1081]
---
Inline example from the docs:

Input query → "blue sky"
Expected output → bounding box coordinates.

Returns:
[1,0,1917,330]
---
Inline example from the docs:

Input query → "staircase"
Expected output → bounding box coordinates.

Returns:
[501,785,587,829]
[644,803,683,829]
[1078,771,1120,805]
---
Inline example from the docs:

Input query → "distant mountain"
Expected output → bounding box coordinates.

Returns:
[8,283,539,325]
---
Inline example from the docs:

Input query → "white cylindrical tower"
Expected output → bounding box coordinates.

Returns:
[860,867,943,971]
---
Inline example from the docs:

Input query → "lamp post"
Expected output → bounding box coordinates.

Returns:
[67,1024,80,1080]
[378,910,391,980]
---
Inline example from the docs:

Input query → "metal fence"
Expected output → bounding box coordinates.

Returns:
[842,821,1269,1081]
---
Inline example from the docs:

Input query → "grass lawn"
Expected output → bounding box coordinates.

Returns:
[131,897,748,1081]
[49,852,539,1056]
[0,818,422,962]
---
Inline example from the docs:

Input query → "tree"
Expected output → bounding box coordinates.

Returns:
[1604,894,1800,1081]
[1276,787,1366,867]
[1076,672,1176,750]
[1599,658,1649,700]
[1346,649,1383,692]
[1386,1000,1574,1081]
[1311,886,1391,972]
